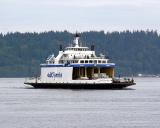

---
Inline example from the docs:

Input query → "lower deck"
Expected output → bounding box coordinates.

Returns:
[72,67,114,80]
[25,65,135,89]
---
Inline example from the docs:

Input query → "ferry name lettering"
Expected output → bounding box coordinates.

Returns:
[47,72,62,78]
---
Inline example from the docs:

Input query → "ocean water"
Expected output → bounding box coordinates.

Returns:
[0,78,160,128]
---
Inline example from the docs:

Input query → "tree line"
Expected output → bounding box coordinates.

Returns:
[0,30,160,77]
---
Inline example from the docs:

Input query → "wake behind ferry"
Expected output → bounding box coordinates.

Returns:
[24,33,135,89]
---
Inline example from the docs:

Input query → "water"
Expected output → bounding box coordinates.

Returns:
[0,78,160,128]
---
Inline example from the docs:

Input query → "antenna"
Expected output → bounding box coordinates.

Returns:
[59,44,63,51]
[74,31,80,38]
[91,45,95,51]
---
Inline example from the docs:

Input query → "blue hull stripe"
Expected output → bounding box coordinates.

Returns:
[40,63,115,68]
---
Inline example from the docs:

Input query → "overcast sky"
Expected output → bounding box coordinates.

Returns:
[1,0,160,33]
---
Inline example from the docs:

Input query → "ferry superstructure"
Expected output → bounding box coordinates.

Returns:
[24,33,135,89]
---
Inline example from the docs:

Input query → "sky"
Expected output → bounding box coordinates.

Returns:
[0,0,160,33]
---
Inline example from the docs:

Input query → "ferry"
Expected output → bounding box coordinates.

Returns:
[24,33,135,89]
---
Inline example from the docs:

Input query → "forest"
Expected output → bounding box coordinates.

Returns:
[0,30,160,77]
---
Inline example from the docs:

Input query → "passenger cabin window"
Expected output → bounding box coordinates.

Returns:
[80,60,84,63]
[72,60,78,63]
[89,60,93,63]
[94,60,97,63]
[85,60,88,63]
[98,60,101,63]
[102,60,106,63]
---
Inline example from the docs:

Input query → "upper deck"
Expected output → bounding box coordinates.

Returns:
[43,33,115,68]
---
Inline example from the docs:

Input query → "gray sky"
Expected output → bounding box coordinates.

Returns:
[1,0,160,33]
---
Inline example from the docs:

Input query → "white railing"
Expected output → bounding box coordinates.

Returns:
[24,77,40,83]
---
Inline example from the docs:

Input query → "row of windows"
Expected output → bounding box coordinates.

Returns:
[59,60,107,64]
[80,60,106,64]
[66,48,89,51]
[60,60,79,64]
